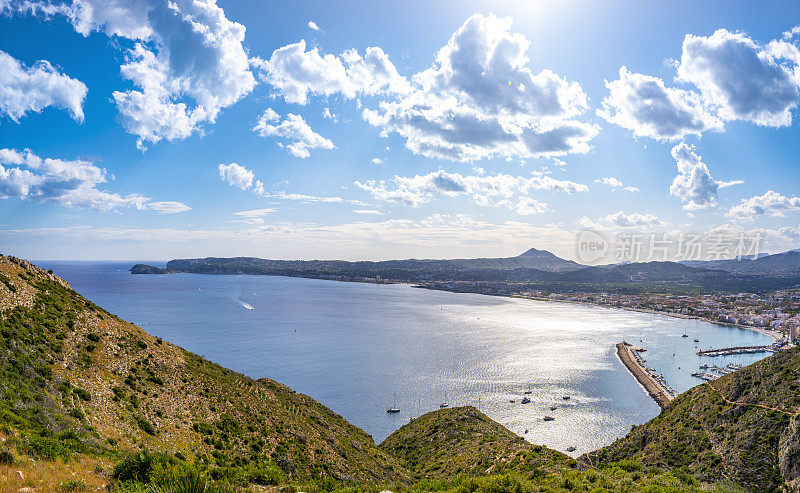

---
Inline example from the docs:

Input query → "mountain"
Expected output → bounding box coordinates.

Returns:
[682,250,800,277]
[590,346,800,492]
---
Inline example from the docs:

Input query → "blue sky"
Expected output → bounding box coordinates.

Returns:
[0,0,799,261]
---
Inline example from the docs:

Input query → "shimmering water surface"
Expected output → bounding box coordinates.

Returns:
[40,261,773,455]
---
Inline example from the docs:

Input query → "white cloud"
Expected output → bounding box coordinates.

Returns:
[0,50,88,122]
[352,209,383,215]
[231,208,275,225]
[597,66,722,140]
[669,142,741,210]
[252,40,411,105]
[308,21,320,31]
[7,0,256,149]
[219,161,365,204]
[594,176,639,192]
[218,162,260,191]
[148,201,191,214]
[727,190,800,221]
[252,109,335,158]
[0,148,180,212]
[362,13,598,161]
[600,210,666,227]
[677,28,800,127]
[235,208,276,217]
[355,169,585,215]
[371,157,383,165]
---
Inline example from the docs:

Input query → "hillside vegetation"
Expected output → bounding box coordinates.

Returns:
[0,255,407,486]
[590,347,800,492]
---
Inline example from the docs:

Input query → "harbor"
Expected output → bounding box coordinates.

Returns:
[616,342,677,409]
[696,345,778,357]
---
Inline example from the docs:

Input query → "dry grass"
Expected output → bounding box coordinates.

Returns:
[0,454,111,492]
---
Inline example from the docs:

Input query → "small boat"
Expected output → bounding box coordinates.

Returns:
[521,397,531,404]
[509,399,515,403]
[562,396,570,400]
[543,416,555,421]
[524,429,528,434]
[387,393,400,413]
[439,403,449,408]
[566,446,576,452]
[523,390,532,395]
[549,405,557,411]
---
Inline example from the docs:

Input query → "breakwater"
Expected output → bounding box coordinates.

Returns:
[616,342,676,409]
[697,345,775,357]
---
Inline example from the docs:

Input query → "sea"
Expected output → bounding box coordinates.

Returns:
[38,261,774,456]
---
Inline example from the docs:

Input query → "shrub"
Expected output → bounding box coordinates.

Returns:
[0,450,14,465]
[113,451,168,483]
[60,479,87,491]
[136,416,156,435]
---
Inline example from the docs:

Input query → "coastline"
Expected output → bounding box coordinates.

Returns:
[508,294,782,342]
[615,342,674,409]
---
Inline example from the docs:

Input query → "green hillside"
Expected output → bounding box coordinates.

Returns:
[590,347,800,492]
[0,255,407,487]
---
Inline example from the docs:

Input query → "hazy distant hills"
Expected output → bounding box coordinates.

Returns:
[682,250,800,277]
[132,248,800,293]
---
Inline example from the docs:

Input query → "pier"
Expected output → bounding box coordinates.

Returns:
[696,345,775,357]
[616,342,675,409]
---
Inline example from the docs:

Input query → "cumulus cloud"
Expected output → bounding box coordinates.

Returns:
[595,176,639,192]
[0,50,88,122]
[218,162,261,191]
[727,190,800,221]
[252,40,411,105]
[252,109,335,158]
[371,157,383,165]
[677,28,800,127]
[7,0,256,149]
[355,169,585,215]
[597,66,722,140]
[669,142,741,210]
[362,14,598,161]
[0,148,184,212]
[600,210,667,227]
[307,21,320,31]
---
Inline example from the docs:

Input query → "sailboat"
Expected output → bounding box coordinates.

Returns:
[682,329,688,338]
[440,392,449,408]
[386,393,400,413]
[693,332,699,343]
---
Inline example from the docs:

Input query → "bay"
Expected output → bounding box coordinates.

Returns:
[39,261,773,455]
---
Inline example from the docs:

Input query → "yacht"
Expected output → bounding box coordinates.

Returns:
[521,397,531,404]
[566,446,576,452]
[543,416,555,421]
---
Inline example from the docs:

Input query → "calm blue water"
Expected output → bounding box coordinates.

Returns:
[39,261,773,455]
